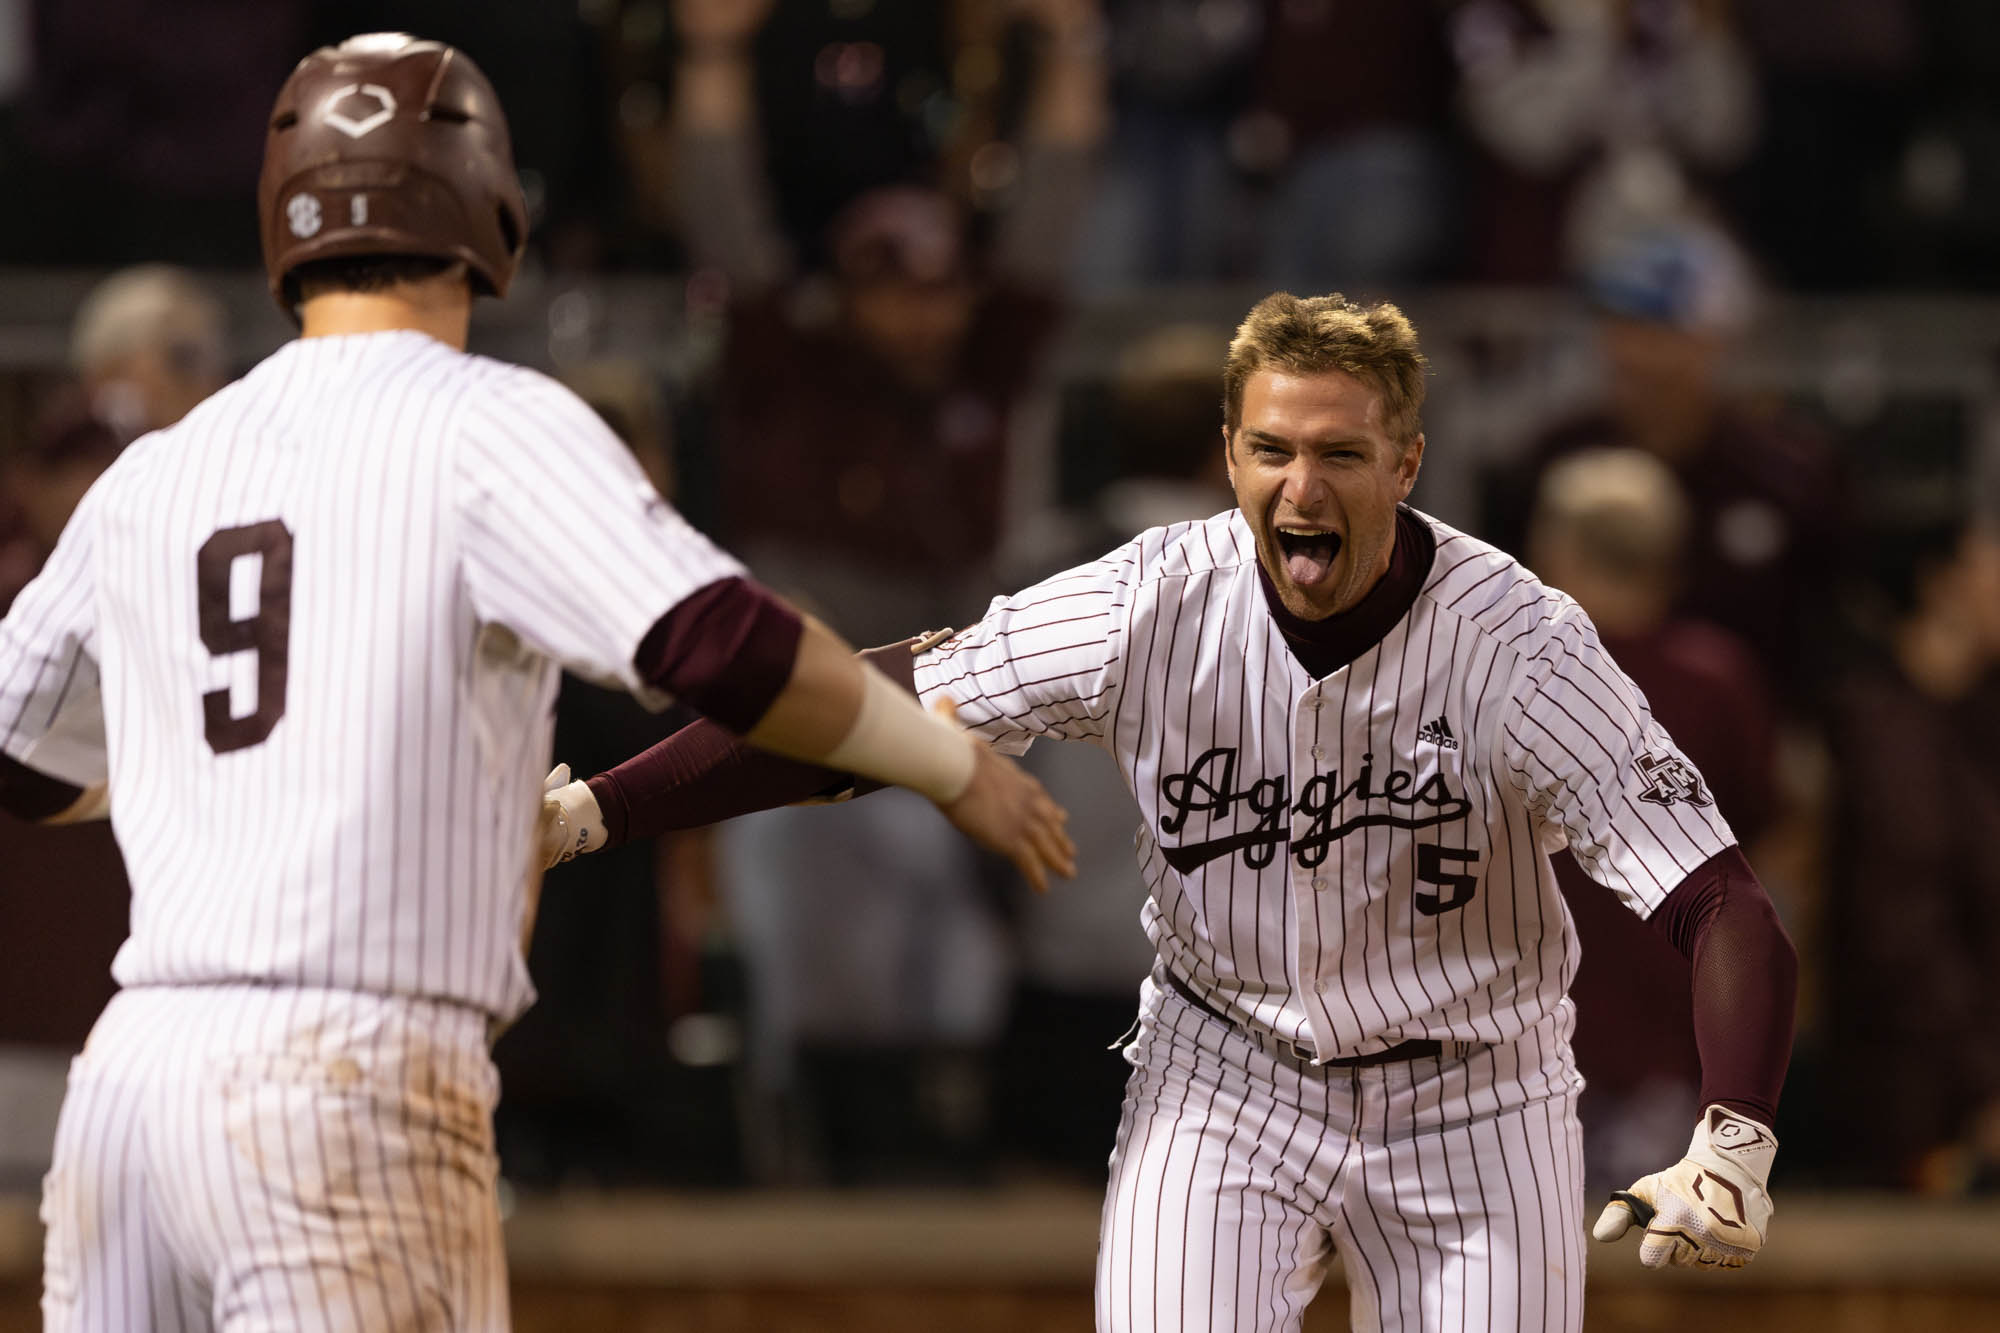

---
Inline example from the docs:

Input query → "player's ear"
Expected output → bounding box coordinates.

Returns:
[1396,433,1424,498]
[1221,425,1236,485]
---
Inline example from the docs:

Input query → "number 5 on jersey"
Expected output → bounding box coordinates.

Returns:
[1416,843,1478,916]
[197,520,294,754]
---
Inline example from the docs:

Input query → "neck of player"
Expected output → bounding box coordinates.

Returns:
[299,273,473,350]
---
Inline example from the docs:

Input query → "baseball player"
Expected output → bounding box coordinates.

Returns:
[0,33,1071,1332]
[542,293,1798,1331]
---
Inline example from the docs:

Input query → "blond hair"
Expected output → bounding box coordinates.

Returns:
[1221,292,1428,444]
[1531,448,1690,579]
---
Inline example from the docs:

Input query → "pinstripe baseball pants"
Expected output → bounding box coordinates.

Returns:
[1097,978,1587,1332]
[41,985,508,1332]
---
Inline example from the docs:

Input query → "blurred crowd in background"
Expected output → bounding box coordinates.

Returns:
[1,0,1998,1203]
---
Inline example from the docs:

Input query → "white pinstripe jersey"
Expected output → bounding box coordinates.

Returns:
[0,329,741,1021]
[913,507,1735,1060]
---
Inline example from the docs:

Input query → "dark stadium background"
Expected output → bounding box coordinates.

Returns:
[2,1,1997,1328]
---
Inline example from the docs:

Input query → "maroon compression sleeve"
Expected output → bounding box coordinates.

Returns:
[633,576,803,734]
[1648,845,1798,1126]
[588,638,921,846]
[0,753,85,822]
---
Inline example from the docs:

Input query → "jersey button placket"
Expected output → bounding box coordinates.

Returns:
[1299,689,1330,892]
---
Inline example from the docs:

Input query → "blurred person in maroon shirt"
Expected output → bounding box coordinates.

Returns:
[1824,505,2000,1192]
[670,0,1105,642]
[1526,446,1779,1194]
[1486,218,1844,700]
[663,0,1105,1183]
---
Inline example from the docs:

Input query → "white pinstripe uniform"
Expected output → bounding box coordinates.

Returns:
[0,328,743,1331]
[911,506,1736,1333]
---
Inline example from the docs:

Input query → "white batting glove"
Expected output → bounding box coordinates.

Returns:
[1592,1105,1777,1269]
[536,764,607,869]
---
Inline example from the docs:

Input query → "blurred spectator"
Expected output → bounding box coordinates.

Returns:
[634,0,998,267]
[69,264,229,443]
[1823,505,2000,1192]
[1449,0,1759,282]
[2,264,223,608]
[1071,0,1262,288]
[1525,447,1779,1194]
[671,0,1104,636]
[670,0,1104,1183]
[1484,219,1844,698]
[1249,0,1459,289]
[0,0,304,265]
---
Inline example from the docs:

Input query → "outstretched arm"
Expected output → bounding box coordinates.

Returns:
[543,536,1141,885]
[544,600,1074,891]
[452,365,1070,889]
[1501,602,1795,1268]
[553,634,929,854]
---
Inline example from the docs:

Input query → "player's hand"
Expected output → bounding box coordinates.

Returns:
[1591,1105,1777,1269]
[536,764,608,870]
[931,697,1077,893]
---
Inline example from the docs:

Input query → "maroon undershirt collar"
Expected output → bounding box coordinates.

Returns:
[1255,506,1437,680]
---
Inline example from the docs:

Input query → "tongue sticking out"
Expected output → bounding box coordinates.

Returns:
[1278,531,1340,586]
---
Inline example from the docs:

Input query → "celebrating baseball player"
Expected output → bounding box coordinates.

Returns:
[543,292,1798,1331]
[0,33,1071,1332]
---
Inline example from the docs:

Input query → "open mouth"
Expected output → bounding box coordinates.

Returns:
[1275,526,1341,586]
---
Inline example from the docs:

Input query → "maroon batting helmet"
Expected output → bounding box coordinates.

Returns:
[257,33,528,311]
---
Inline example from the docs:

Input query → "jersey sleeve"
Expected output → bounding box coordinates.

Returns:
[0,486,108,786]
[911,545,1135,755]
[454,368,746,699]
[1497,598,1736,918]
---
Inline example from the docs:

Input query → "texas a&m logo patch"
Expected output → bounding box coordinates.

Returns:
[1635,751,1713,808]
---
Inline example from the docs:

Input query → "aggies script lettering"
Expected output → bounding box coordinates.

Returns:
[1157,746,1471,873]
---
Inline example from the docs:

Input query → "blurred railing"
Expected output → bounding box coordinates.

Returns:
[6,266,1996,543]
[3,267,1996,407]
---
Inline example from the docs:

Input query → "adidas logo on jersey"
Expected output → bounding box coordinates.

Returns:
[1416,717,1458,750]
